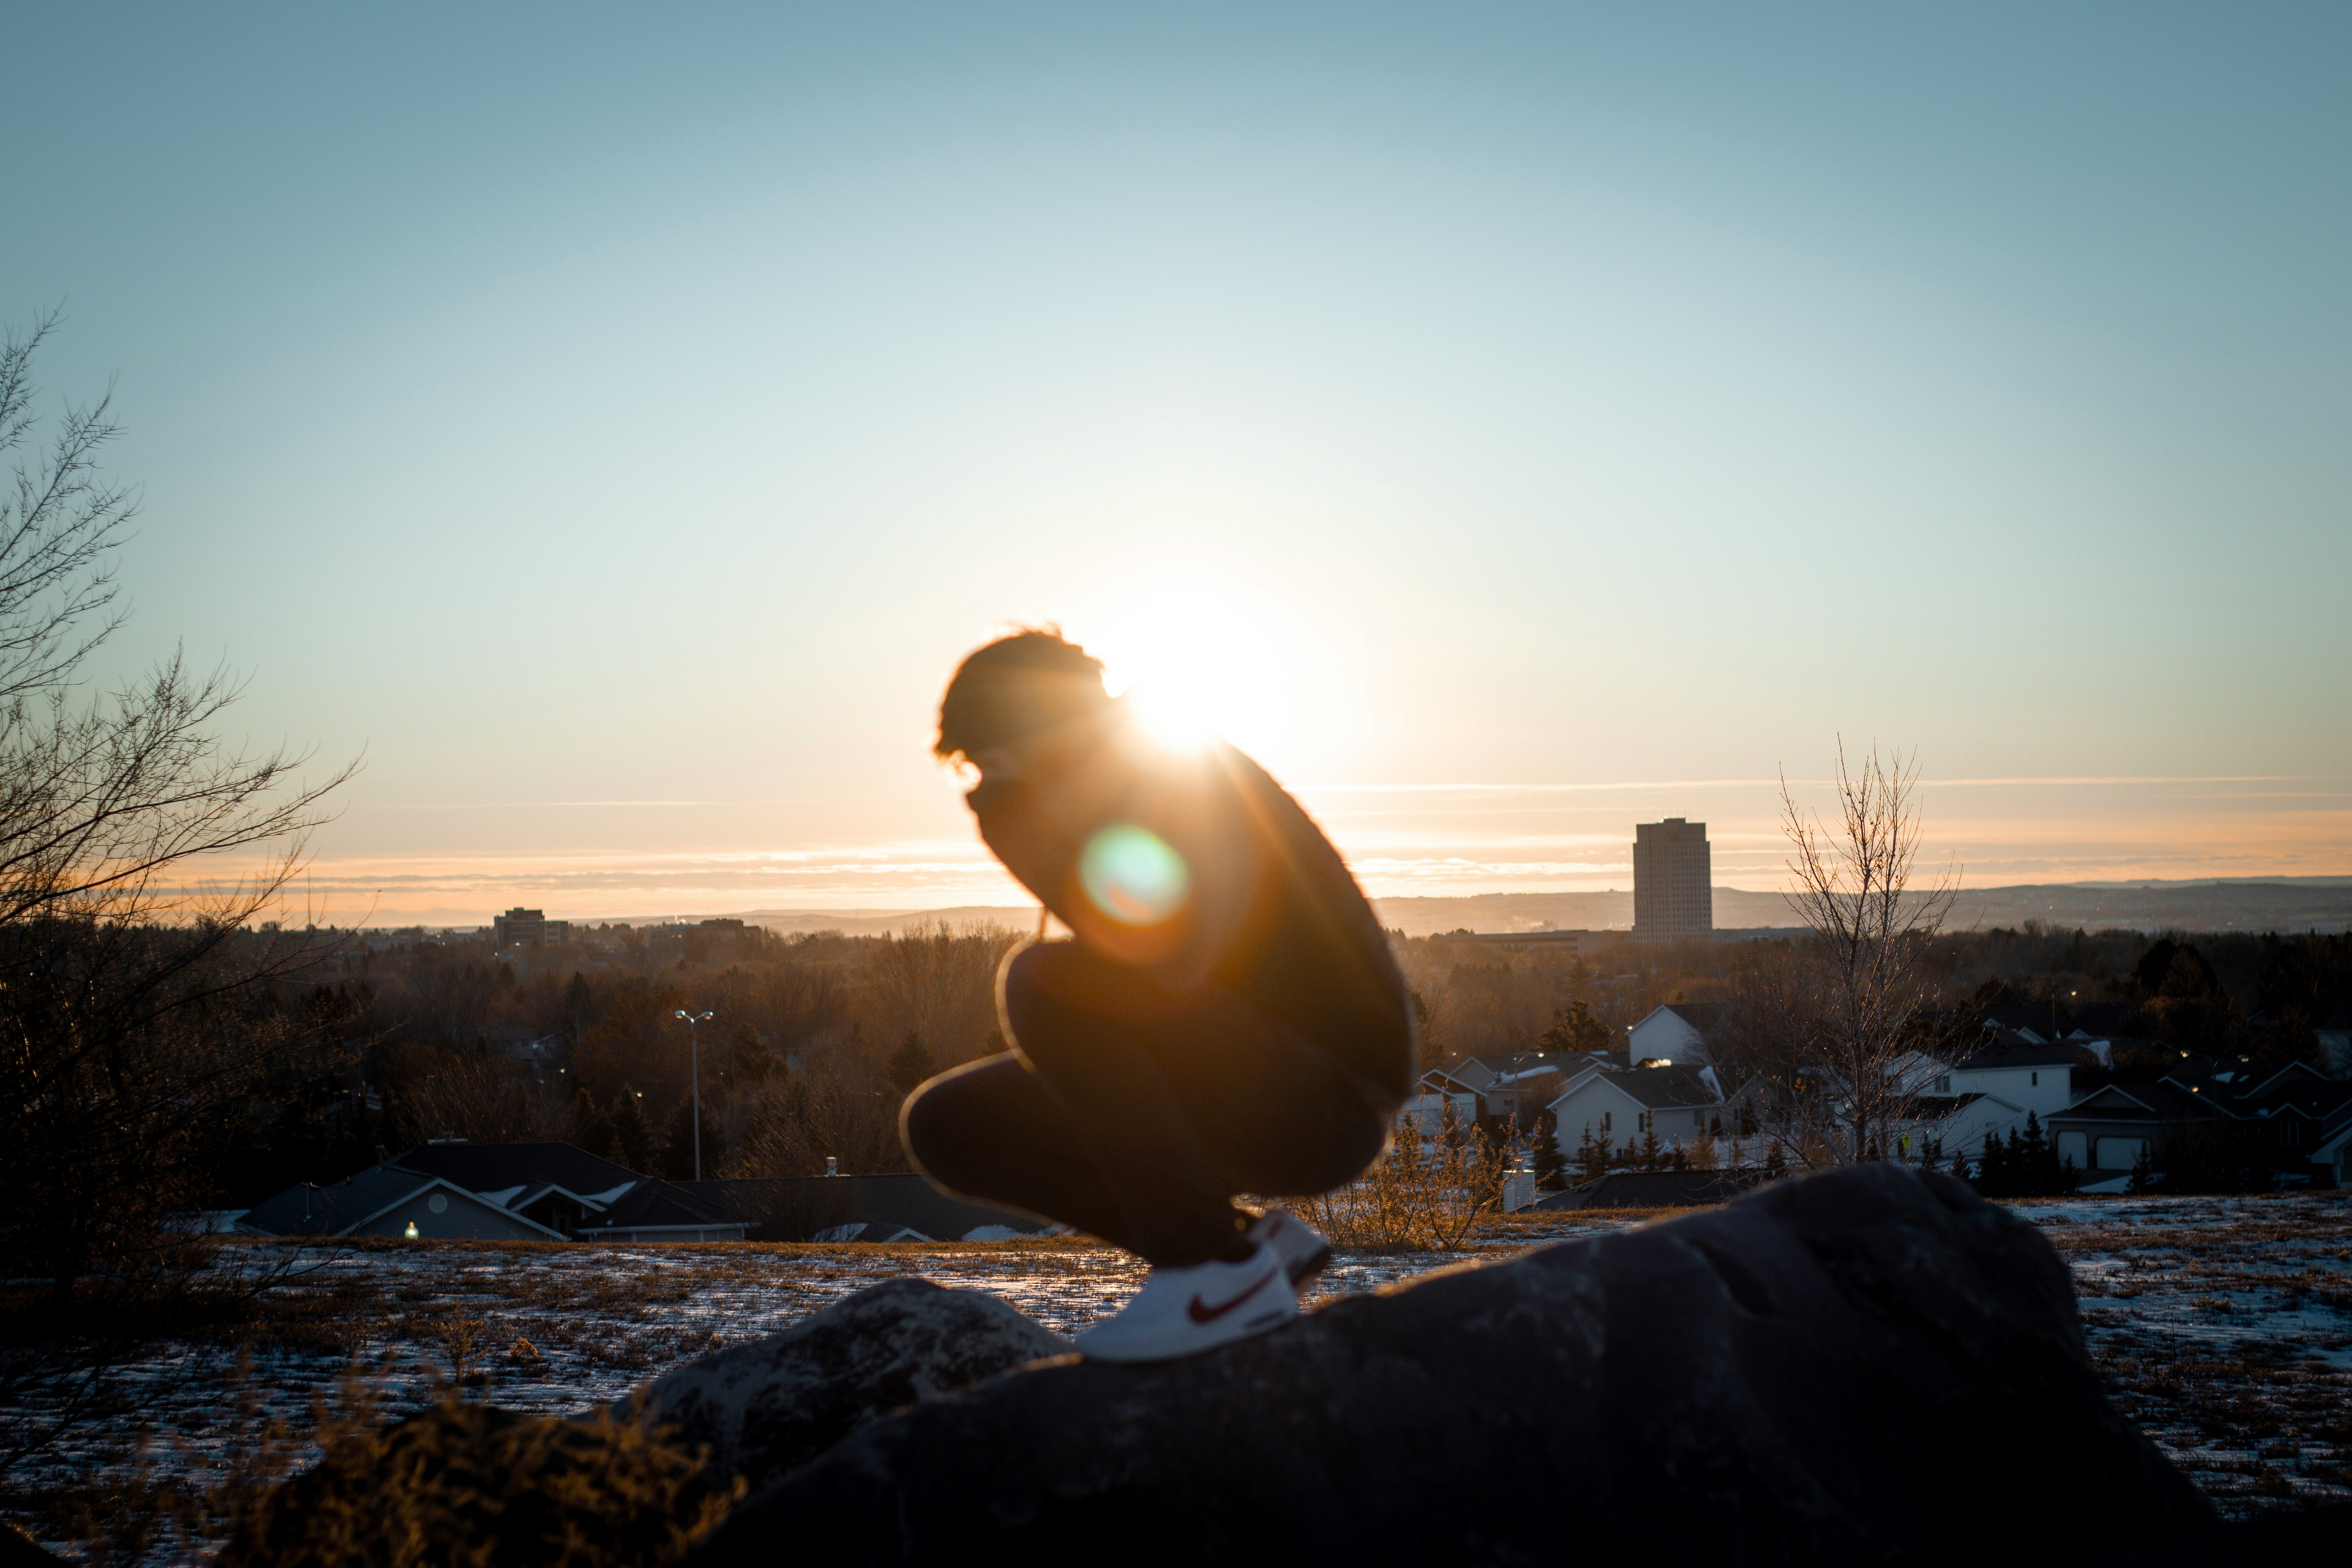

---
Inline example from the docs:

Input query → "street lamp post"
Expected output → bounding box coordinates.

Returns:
[675,1009,714,1180]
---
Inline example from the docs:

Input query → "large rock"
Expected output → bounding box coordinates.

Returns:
[688,1165,2215,1567]
[627,1277,1067,1494]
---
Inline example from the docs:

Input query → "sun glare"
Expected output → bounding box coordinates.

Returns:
[1083,570,1306,762]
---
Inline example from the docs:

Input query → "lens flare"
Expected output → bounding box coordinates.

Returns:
[1079,823,1190,926]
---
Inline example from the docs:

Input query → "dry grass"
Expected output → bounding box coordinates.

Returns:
[2017,1190,2352,1514]
[215,1399,740,1568]
[1294,1123,1514,1252]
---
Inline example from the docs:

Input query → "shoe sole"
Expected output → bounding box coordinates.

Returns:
[1078,1304,1296,1363]
[1283,1239,1332,1291]
[1252,1210,1333,1291]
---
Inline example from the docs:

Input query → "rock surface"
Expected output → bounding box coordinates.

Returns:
[688,1164,2216,1567]
[627,1276,1067,1494]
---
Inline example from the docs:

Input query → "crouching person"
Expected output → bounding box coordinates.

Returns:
[900,629,1412,1361]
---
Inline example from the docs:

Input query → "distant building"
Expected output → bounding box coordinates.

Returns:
[1626,1002,1728,1064]
[492,907,571,947]
[1632,818,1712,938]
[1545,1061,1725,1161]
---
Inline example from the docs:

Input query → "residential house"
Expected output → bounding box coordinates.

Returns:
[239,1141,747,1243]
[2045,1059,2352,1183]
[1403,1053,1590,1131]
[1546,1061,1724,1161]
[1938,1030,2077,1122]
[1980,1004,2069,1046]
[1888,1091,2026,1166]
[1625,1003,1726,1065]
[239,1163,569,1242]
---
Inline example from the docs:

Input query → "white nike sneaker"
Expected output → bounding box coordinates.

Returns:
[1075,1243,1298,1363]
[1247,1207,1333,1290]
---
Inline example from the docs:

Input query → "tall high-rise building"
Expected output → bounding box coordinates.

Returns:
[1632,818,1713,938]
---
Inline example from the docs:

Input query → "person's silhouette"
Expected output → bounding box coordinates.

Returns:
[900,629,1412,1361]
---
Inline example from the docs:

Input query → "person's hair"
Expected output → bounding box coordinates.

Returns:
[935,628,1111,761]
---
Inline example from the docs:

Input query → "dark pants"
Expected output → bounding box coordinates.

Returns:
[900,940,1392,1267]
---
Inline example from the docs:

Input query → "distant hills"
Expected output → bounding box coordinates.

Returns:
[600,877,2352,939]
[1367,880,2352,936]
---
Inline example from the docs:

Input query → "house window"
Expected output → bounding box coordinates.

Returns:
[1695,1111,1707,1131]
[2031,1072,2038,1087]
[1601,1112,1611,1133]
[1934,1075,1951,1094]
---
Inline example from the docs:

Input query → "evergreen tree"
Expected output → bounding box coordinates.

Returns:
[610,1090,654,1172]
[1948,1143,1971,1185]
[1763,1142,1787,1178]
[713,1022,763,1086]
[2128,1141,2158,1195]
[1539,1000,1612,1056]
[885,1030,933,1095]
[1973,1132,2007,1196]
[658,1097,728,1181]
[1637,1126,1664,1171]
[562,971,594,1042]
[568,1087,617,1162]
[1574,1122,1610,1185]
[2018,1112,2049,1184]
[1531,1111,1568,1191]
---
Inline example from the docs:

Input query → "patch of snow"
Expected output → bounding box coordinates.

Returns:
[812,1222,868,1243]
[581,1181,637,1205]
[962,1225,1026,1241]
[478,1185,528,1208]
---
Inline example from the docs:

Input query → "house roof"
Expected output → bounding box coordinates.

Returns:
[387,1141,642,1196]
[678,1174,1055,1242]
[1949,1029,2079,1070]
[2050,1082,2210,1125]
[1532,1168,1769,1211]
[2173,1062,2352,1123]
[1640,1003,1727,1032]
[575,1178,737,1235]
[1423,1054,1587,1094]
[2067,1002,2132,1037]
[241,1164,439,1236]
[1552,1062,1721,1111]
[1981,1005,2066,1039]
[237,1167,567,1240]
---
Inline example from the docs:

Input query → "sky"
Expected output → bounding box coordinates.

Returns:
[4,4,2347,925]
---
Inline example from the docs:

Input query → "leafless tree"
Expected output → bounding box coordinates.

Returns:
[867,920,1020,1067]
[0,315,357,1313]
[1723,742,1958,1167]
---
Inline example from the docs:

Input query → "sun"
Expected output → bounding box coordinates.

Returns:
[1082,570,1305,762]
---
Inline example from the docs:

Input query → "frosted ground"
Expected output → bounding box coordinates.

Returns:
[9,1191,2350,1557]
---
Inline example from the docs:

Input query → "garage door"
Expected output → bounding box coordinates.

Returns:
[2095,1136,2148,1171]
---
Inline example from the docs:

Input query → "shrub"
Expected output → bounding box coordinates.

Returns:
[1296,1108,1513,1252]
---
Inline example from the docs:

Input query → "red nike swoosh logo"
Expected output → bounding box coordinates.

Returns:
[1187,1263,1282,1324]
